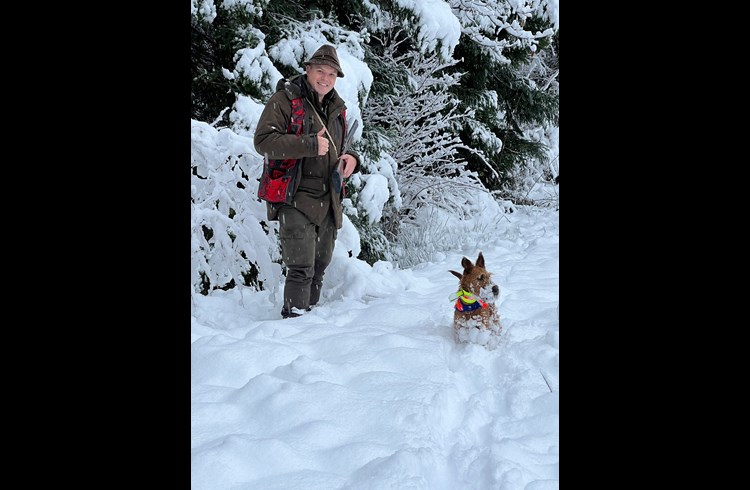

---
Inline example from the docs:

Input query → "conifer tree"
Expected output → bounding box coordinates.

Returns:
[191,2,269,125]
[446,0,559,196]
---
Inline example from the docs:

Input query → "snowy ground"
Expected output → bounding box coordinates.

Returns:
[191,205,559,489]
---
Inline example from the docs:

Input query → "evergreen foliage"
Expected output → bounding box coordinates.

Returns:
[446,2,559,195]
[191,3,268,125]
[190,0,559,294]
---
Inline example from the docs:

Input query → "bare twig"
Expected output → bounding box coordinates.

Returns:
[540,370,553,393]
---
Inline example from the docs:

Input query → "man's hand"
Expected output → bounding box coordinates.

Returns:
[339,154,356,178]
[316,127,329,156]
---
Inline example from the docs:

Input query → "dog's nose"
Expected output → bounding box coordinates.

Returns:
[492,285,499,296]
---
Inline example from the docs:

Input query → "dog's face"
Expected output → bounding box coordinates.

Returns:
[450,251,499,301]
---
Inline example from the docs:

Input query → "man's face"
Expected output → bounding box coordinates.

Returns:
[306,64,338,99]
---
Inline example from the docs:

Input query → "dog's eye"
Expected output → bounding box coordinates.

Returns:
[478,274,485,281]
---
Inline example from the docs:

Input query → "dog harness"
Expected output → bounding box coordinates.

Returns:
[451,289,488,312]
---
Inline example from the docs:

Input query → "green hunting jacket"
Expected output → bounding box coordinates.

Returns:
[254,75,361,229]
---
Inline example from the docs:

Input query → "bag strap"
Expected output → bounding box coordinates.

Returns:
[306,99,339,157]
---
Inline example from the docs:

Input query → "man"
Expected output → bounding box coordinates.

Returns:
[254,44,361,318]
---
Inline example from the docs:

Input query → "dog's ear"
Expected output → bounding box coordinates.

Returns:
[476,251,485,268]
[449,270,462,280]
[461,257,473,271]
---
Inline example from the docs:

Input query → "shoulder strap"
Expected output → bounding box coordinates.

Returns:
[342,108,347,142]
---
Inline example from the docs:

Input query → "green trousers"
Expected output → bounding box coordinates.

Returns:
[277,206,337,310]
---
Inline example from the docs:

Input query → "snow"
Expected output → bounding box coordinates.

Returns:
[191,206,559,489]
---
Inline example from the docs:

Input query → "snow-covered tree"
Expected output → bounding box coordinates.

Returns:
[509,27,559,204]
[191,0,272,125]
[360,19,487,235]
[446,0,559,197]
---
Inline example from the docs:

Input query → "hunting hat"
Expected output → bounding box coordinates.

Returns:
[304,44,345,78]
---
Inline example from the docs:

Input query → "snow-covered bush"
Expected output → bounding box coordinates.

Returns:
[191,120,281,298]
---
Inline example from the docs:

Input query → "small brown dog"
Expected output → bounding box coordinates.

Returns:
[449,251,502,348]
